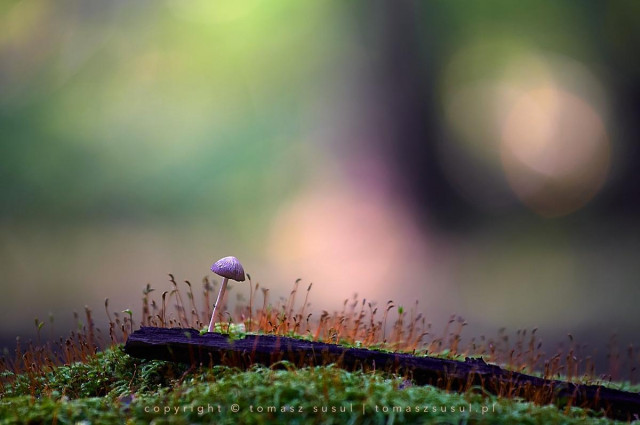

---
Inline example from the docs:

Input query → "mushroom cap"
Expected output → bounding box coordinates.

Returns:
[211,256,246,282]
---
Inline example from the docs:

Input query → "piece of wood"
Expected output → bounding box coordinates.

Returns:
[124,327,640,421]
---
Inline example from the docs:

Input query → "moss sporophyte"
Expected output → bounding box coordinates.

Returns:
[1,256,639,423]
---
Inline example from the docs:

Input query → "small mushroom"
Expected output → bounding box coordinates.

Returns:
[208,256,246,332]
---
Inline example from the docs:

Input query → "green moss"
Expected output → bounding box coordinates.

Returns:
[0,346,629,424]
[2,346,189,399]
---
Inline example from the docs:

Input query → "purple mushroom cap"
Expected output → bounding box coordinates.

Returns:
[211,256,246,282]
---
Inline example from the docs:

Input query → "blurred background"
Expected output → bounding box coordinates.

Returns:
[1,1,639,370]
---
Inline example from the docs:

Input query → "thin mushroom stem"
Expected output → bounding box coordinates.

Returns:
[208,277,229,332]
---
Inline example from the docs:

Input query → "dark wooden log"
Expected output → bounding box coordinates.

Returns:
[124,327,640,421]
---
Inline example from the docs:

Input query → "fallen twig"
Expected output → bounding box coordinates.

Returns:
[124,327,640,421]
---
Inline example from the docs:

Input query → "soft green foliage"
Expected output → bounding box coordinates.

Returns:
[0,346,629,425]
[2,346,188,399]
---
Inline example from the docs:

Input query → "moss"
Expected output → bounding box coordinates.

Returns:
[2,346,188,399]
[0,346,628,425]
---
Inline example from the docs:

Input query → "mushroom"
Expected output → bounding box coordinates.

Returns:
[208,256,246,332]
